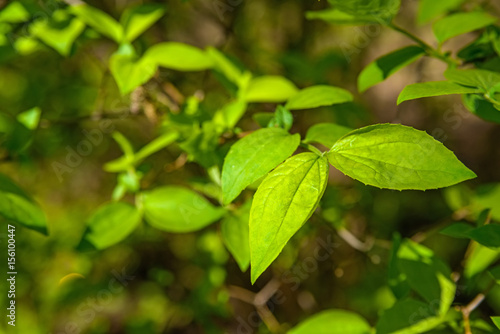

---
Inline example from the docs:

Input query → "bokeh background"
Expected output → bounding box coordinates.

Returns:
[1,0,500,333]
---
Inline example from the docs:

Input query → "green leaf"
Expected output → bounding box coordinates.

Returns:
[268,105,294,131]
[244,76,298,103]
[464,243,500,278]
[467,225,500,249]
[433,12,497,44]
[304,123,353,148]
[110,44,156,95]
[473,184,500,221]
[492,317,500,330]
[69,3,124,43]
[358,46,425,93]
[144,42,214,71]
[30,17,85,56]
[221,201,251,271]
[397,81,481,105]
[306,8,388,25]
[0,2,30,23]
[445,68,500,92]
[78,202,142,250]
[489,265,500,283]
[0,190,47,235]
[221,128,301,204]
[252,112,275,128]
[440,222,475,238]
[213,99,247,129]
[120,4,165,42]
[250,152,329,283]
[134,131,178,162]
[142,186,226,233]
[463,94,500,124]
[285,85,353,110]
[375,299,445,334]
[328,0,401,23]
[16,107,41,130]
[396,240,456,316]
[417,0,466,24]
[289,309,372,334]
[327,124,476,190]
[206,47,245,86]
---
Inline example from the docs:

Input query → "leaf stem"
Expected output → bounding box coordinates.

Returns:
[387,22,460,66]
[300,142,323,156]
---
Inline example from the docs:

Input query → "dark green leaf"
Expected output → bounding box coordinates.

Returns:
[221,201,251,271]
[0,190,47,235]
[358,46,425,93]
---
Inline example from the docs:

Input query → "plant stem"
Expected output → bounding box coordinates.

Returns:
[300,142,323,156]
[387,22,460,66]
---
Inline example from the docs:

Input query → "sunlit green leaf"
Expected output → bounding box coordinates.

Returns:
[250,152,329,283]
[78,202,142,250]
[289,309,372,334]
[304,123,353,148]
[433,12,497,44]
[327,124,476,190]
[110,44,156,95]
[30,17,85,56]
[142,186,226,232]
[358,46,425,93]
[285,85,353,110]
[328,0,401,23]
[16,107,41,130]
[445,68,500,92]
[69,3,124,42]
[144,42,214,71]
[221,201,251,271]
[397,81,481,105]
[221,128,300,204]
[121,4,165,42]
[417,0,466,24]
[0,2,30,23]
[244,76,298,103]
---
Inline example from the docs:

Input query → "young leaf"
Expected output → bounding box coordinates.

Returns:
[0,177,47,235]
[492,317,500,330]
[445,68,500,92]
[397,81,481,105]
[375,299,445,334]
[285,85,353,110]
[433,12,497,44]
[78,202,142,250]
[30,17,85,56]
[134,131,178,162]
[464,243,500,278]
[306,8,386,25]
[69,3,124,43]
[120,4,165,42]
[358,46,425,93]
[16,107,41,130]
[288,309,372,334]
[213,99,247,129]
[110,44,156,95]
[144,42,214,71]
[417,0,466,24]
[221,128,300,204]
[206,47,245,86]
[304,123,353,148]
[0,2,30,23]
[244,76,298,103]
[327,123,476,190]
[250,152,329,283]
[142,186,226,232]
[268,106,294,131]
[440,222,475,238]
[221,201,251,271]
[329,0,401,23]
